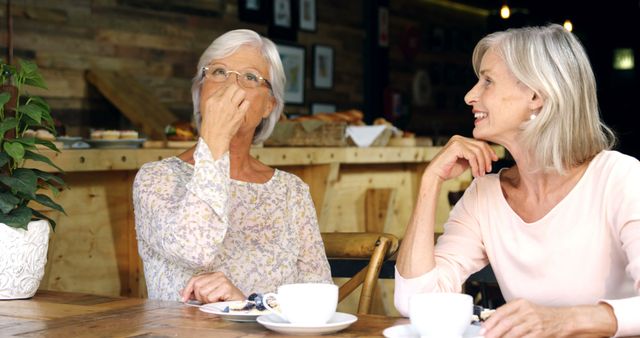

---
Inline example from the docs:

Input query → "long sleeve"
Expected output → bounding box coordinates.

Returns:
[601,153,640,337]
[133,138,230,270]
[292,184,332,284]
[394,180,489,316]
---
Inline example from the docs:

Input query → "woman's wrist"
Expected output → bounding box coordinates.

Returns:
[201,134,231,160]
[564,304,617,337]
[420,169,444,189]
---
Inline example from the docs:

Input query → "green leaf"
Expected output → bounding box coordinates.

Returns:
[0,205,33,229]
[31,209,56,231]
[42,181,61,197]
[3,141,25,163]
[13,136,36,147]
[21,114,43,128]
[35,138,61,152]
[1,64,17,81]
[0,152,9,167]
[0,169,37,197]
[18,59,37,74]
[29,96,50,111]
[34,194,66,214]
[33,169,67,187]
[0,191,21,214]
[18,60,47,90]
[24,150,64,172]
[16,103,44,124]
[0,92,10,108]
[0,117,18,139]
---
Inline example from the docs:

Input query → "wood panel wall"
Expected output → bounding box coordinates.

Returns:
[0,0,364,137]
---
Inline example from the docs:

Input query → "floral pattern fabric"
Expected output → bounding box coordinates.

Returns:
[133,139,332,301]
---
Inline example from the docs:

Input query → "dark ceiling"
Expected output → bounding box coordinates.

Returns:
[451,0,640,36]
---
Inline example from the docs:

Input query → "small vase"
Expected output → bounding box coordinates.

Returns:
[0,220,51,299]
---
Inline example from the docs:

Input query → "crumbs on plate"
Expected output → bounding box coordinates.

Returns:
[222,293,277,314]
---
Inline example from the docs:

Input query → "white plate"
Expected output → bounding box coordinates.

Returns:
[257,312,357,335]
[85,138,146,149]
[383,323,483,338]
[199,301,270,322]
[56,136,88,149]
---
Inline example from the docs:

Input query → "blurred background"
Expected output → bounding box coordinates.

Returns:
[1,0,638,158]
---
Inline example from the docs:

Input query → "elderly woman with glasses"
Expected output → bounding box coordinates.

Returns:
[133,29,331,304]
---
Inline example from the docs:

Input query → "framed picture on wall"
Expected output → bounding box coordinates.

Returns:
[269,0,298,41]
[238,0,268,23]
[276,43,306,104]
[299,0,316,32]
[311,103,337,115]
[312,45,334,89]
[273,0,292,28]
[378,7,389,47]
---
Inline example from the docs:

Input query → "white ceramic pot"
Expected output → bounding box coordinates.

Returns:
[0,220,51,299]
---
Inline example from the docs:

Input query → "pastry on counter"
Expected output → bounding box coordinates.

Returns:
[90,129,140,140]
[120,130,139,139]
[24,128,56,141]
[101,130,121,140]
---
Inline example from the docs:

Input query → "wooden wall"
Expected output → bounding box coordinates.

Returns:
[1,0,487,139]
[0,0,364,137]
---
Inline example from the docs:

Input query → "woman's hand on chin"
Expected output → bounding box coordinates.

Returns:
[181,271,246,304]
[425,135,498,181]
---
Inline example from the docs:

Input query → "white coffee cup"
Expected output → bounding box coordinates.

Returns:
[409,292,473,338]
[263,283,338,325]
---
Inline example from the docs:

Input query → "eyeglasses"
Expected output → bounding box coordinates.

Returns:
[202,65,272,92]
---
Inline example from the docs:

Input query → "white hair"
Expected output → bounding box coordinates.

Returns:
[191,29,285,144]
[472,24,615,173]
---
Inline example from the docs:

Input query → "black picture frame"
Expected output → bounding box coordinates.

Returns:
[269,0,298,41]
[276,43,306,105]
[299,0,316,32]
[238,0,268,24]
[312,44,334,89]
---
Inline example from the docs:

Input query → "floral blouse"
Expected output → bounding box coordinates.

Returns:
[133,139,332,301]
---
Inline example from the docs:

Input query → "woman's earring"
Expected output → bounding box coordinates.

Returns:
[529,114,537,120]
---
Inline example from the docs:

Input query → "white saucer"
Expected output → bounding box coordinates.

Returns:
[199,301,270,322]
[257,312,358,335]
[383,324,483,338]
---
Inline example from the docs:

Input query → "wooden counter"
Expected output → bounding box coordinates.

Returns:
[35,145,503,316]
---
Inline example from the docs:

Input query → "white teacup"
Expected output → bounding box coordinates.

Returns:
[263,283,338,325]
[409,292,473,338]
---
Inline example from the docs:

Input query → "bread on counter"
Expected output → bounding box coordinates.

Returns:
[289,109,364,125]
[165,121,197,141]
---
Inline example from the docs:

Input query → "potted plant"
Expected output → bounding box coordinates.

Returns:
[0,59,66,299]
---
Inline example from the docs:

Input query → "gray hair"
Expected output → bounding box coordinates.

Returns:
[191,29,285,144]
[472,24,616,173]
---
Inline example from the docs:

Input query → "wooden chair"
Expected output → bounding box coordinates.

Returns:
[321,232,399,314]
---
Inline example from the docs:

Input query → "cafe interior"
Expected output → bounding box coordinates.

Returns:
[1,0,639,336]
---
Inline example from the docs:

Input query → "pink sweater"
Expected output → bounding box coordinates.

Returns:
[395,151,640,336]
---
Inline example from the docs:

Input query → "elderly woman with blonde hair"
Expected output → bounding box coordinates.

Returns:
[133,29,331,304]
[395,24,640,337]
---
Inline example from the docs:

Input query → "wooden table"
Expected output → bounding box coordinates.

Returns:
[0,290,408,337]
